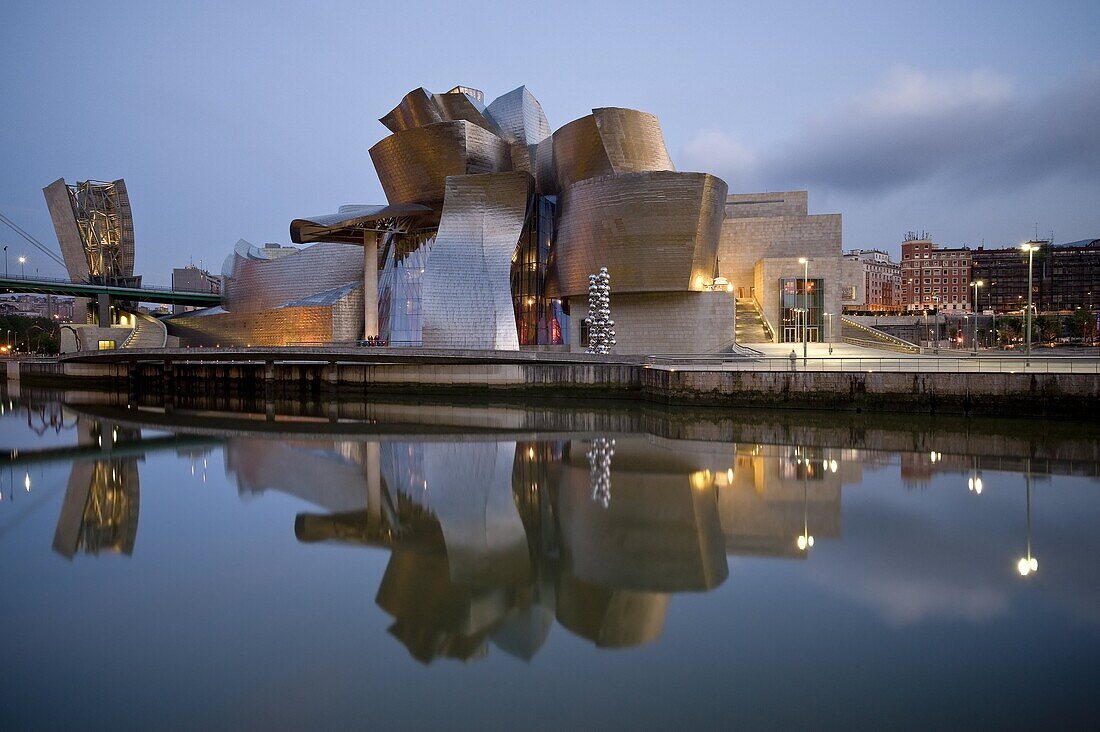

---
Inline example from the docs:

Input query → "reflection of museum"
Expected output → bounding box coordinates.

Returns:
[167,85,843,352]
[233,435,854,662]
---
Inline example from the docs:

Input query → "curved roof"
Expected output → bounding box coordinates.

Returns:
[290,203,435,244]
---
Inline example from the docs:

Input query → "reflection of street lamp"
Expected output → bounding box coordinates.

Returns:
[796,450,814,551]
[967,457,983,494]
[1018,458,1038,577]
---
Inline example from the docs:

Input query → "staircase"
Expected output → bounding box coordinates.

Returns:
[735,298,771,343]
[840,316,921,354]
[121,311,168,349]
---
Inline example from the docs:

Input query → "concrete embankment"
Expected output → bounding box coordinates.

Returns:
[8,353,1099,418]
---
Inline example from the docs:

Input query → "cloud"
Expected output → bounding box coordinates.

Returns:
[683,67,1100,198]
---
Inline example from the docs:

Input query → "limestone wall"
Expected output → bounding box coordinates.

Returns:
[567,291,735,354]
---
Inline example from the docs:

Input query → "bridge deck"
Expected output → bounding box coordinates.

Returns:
[0,275,221,306]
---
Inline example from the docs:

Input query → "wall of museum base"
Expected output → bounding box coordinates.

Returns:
[167,303,362,347]
[567,291,736,354]
[10,357,1099,418]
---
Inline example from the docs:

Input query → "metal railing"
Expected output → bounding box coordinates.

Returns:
[840,315,921,353]
[642,354,1100,374]
[750,295,775,342]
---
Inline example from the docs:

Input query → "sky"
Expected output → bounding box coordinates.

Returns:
[1,0,1098,283]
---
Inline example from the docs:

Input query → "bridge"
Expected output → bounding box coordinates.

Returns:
[0,274,222,307]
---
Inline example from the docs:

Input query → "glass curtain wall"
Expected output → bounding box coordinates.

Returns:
[779,277,824,343]
[511,195,568,346]
[378,232,434,346]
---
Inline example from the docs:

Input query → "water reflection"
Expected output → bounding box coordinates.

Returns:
[2,394,1099,666]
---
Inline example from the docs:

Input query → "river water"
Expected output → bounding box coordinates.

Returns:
[1,392,1098,729]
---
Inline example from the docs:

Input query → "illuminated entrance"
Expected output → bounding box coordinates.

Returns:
[779,278,823,343]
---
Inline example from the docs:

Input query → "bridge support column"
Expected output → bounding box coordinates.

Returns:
[97,294,111,326]
[364,232,379,341]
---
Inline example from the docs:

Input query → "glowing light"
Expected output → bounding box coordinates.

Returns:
[24,472,30,491]
[726,468,733,483]
[796,534,815,551]
[830,459,838,473]
[527,447,535,459]
[689,470,712,491]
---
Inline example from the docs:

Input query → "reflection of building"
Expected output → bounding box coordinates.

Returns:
[284,435,849,662]
[52,422,141,558]
[184,84,854,352]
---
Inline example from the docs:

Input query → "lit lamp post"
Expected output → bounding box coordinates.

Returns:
[970,280,983,353]
[1021,242,1039,365]
[932,295,940,354]
[18,255,26,279]
[798,257,809,360]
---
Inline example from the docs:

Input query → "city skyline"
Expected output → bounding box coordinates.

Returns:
[1,1,1098,283]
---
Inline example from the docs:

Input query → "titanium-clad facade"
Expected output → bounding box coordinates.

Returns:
[217,83,749,352]
[421,172,532,350]
[547,171,728,298]
[551,108,674,192]
[369,121,511,206]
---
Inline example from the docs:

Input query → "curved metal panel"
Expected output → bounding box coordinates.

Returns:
[222,242,363,313]
[547,171,728,298]
[420,172,532,350]
[369,121,511,206]
[591,108,673,176]
[433,90,501,135]
[551,115,612,191]
[43,178,90,281]
[485,86,551,146]
[112,178,135,277]
[552,108,674,191]
[379,87,443,133]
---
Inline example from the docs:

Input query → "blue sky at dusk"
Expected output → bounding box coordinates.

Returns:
[2,0,1098,282]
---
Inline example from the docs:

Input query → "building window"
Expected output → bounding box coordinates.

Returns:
[778,278,824,343]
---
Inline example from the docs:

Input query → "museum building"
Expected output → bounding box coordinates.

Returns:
[169,85,843,352]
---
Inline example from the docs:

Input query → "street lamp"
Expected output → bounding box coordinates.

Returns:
[18,255,26,279]
[931,295,941,353]
[798,257,809,360]
[970,280,983,353]
[1021,242,1039,364]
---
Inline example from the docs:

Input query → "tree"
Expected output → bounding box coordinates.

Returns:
[1037,315,1063,345]
[997,316,1022,347]
[1068,308,1095,342]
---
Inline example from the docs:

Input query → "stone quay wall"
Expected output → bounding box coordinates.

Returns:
[10,354,1099,418]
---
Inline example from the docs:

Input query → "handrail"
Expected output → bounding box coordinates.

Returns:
[750,295,775,342]
[841,315,921,353]
[642,354,1100,373]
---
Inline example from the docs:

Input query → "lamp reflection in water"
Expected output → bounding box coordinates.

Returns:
[1018,457,1038,577]
[968,457,983,495]
[796,448,814,552]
